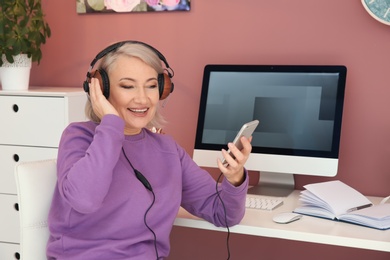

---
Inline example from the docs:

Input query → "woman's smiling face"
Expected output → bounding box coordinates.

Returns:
[107,55,160,135]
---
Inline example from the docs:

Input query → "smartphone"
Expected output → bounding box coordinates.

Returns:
[222,120,259,165]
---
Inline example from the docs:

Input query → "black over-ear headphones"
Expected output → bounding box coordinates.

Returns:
[83,40,174,100]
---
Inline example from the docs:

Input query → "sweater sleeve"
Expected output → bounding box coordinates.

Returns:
[56,115,125,214]
[178,145,249,227]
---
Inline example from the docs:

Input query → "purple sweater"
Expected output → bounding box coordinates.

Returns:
[47,115,248,259]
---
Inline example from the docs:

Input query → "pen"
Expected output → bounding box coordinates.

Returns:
[347,203,373,213]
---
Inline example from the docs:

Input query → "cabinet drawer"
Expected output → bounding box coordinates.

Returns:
[0,242,20,260]
[0,194,20,243]
[0,96,67,147]
[0,145,57,194]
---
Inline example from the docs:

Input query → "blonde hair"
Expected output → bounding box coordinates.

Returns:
[85,42,166,129]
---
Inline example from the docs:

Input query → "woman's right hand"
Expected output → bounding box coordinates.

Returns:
[89,77,119,119]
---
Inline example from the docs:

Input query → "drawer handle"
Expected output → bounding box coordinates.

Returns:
[13,104,19,113]
[14,203,19,211]
[13,154,20,162]
[14,252,20,259]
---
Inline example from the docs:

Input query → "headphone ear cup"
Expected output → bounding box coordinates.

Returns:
[91,69,110,99]
[159,73,174,100]
[83,80,90,94]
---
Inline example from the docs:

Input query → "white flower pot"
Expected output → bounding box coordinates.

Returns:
[0,54,32,91]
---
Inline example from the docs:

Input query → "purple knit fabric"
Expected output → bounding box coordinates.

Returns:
[47,114,248,259]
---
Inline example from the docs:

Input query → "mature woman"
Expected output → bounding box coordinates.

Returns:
[47,41,251,259]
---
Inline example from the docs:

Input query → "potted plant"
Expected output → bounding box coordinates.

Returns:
[0,0,51,90]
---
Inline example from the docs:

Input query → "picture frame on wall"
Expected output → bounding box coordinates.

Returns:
[77,0,191,14]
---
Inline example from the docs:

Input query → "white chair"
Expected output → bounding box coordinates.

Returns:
[14,159,57,260]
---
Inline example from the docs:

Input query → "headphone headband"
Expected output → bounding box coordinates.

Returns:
[90,41,172,73]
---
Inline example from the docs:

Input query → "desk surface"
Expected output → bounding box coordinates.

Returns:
[174,190,390,252]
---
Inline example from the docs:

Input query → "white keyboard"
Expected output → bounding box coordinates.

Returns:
[245,196,283,211]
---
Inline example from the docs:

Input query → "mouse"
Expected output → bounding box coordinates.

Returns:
[272,212,302,224]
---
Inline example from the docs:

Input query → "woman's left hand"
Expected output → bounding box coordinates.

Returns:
[217,136,252,186]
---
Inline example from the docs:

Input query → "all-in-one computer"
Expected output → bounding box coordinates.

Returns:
[193,64,347,197]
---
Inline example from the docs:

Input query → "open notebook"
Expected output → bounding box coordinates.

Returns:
[293,180,390,230]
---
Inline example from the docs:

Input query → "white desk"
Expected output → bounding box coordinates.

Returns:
[174,190,390,252]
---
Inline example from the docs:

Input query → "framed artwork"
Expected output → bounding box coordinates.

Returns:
[77,0,191,14]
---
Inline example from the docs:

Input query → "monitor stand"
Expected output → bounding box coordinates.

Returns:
[247,171,294,197]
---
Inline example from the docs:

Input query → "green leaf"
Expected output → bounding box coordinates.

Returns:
[5,53,14,63]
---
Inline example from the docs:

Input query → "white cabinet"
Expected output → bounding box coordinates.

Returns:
[0,87,87,258]
[0,243,20,260]
[0,194,20,243]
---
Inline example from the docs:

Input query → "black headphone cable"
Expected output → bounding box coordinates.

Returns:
[216,172,231,260]
[122,147,160,260]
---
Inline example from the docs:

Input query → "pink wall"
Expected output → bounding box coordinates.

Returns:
[30,1,389,259]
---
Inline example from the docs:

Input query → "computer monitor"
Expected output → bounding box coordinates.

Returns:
[193,65,347,197]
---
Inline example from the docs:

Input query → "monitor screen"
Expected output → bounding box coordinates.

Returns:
[193,65,347,196]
